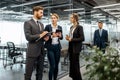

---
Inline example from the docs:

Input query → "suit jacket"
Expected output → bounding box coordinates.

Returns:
[93,29,108,49]
[44,24,63,50]
[24,19,44,57]
[68,25,84,53]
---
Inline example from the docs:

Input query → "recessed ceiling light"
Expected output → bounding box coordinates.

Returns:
[64,8,84,11]
[94,3,120,9]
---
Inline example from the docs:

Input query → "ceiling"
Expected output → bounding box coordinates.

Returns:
[0,0,73,21]
[94,0,120,19]
[0,0,120,23]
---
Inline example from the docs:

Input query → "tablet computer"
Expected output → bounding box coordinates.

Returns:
[43,32,52,37]
[56,29,62,33]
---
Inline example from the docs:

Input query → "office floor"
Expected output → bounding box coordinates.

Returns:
[0,42,118,80]
[0,59,68,80]
[0,55,88,80]
[0,61,88,80]
[0,46,90,80]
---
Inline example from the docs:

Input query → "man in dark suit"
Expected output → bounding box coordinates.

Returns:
[93,21,108,53]
[24,6,49,80]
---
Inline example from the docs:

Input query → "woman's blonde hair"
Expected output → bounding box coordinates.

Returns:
[51,13,59,20]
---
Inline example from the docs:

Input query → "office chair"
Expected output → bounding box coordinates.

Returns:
[3,42,24,69]
[7,42,21,58]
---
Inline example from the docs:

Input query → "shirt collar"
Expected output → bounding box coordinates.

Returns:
[51,24,58,29]
[99,28,103,30]
[33,17,38,23]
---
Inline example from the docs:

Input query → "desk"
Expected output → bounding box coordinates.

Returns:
[0,44,8,60]
[82,42,92,47]
[0,44,27,53]
[0,44,27,58]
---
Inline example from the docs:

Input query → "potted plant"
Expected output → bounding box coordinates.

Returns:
[84,46,120,80]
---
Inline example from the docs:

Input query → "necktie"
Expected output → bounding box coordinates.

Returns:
[99,29,102,36]
[37,21,42,31]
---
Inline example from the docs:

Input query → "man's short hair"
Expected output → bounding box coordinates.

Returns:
[98,21,103,24]
[33,6,44,13]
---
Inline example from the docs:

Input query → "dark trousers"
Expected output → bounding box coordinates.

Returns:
[25,54,44,80]
[47,44,60,80]
[69,52,82,80]
[99,43,106,54]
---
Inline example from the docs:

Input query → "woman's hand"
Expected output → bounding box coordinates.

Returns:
[65,35,71,42]
[56,32,62,37]
[52,32,58,37]
[52,32,62,38]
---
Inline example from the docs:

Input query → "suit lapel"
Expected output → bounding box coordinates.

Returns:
[49,25,61,32]
[58,26,61,30]
[31,19,38,27]
[72,26,77,35]
[31,19,43,33]
[39,22,44,31]
[31,19,44,33]
[97,29,104,37]
[49,25,52,32]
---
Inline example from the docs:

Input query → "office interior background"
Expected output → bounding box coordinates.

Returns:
[0,0,120,80]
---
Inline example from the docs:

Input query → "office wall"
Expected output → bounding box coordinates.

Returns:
[0,0,119,48]
[0,18,119,47]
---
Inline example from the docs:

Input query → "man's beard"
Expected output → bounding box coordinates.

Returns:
[36,14,42,19]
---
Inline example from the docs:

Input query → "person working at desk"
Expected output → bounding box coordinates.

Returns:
[44,13,63,80]
[93,21,108,53]
[24,6,49,80]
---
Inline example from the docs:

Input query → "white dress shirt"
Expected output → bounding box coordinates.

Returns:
[51,24,59,45]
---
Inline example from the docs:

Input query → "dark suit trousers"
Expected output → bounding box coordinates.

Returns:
[69,52,82,80]
[47,44,60,80]
[25,54,44,80]
[99,42,105,54]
